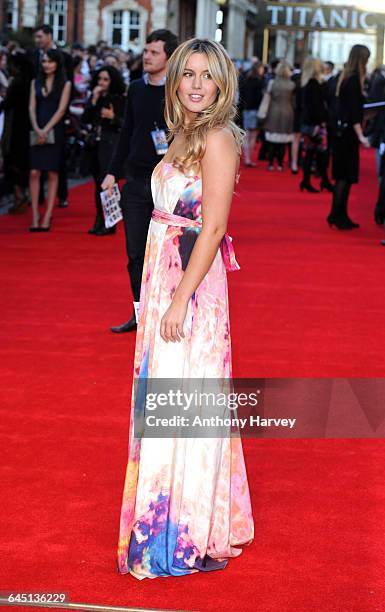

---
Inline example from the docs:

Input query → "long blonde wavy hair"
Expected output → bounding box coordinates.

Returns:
[301,57,323,87]
[165,38,243,173]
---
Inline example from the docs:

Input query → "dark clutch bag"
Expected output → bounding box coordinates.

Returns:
[30,129,55,146]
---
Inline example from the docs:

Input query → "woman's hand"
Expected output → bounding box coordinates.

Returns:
[160,296,188,343]
[92,85,103,104]
[312,125,320,137]
[36,128,46,144]
[101,173,116,196]
[101,104,114,120]
[359,134,370,148]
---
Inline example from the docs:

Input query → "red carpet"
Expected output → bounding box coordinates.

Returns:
[1,150,385,611]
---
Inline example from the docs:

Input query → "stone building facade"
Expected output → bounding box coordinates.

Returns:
[1,0,257,59]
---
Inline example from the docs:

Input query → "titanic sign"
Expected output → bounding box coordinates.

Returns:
[259,2,385,31]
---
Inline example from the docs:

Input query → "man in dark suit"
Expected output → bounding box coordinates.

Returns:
[32,24,74,82]
[102,29,178,333]
[31,24,73,208]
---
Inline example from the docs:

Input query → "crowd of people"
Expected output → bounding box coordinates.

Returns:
[0,25,384,236]
[0,24,145,233]
[238,48,385,230]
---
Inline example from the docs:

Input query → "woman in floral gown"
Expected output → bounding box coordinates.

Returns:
[117,38,254,579]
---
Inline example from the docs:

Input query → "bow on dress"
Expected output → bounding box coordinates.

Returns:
[151,208,240,272]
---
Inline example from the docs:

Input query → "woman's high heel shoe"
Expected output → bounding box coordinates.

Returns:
[374,206,385,225]
[40,217,52,232]
[95,225,116,236]
[345,217,360,228]
[326,214,354,230]
[320,180,335,193]
[29,214,41,232]
[300,181,319,193]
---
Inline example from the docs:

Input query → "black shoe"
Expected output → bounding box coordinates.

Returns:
[95,226,116,236]
[344,217,360,228]
[374,207,385,225]
[110,316,137,333]
[326,214,354,230]
[300,181,319,193]
[58,199,68,208]
[320,180,335,193]
[88,214,104,234]
[29,215,41,231]
[40,217,52,232]
[88,224,103,235]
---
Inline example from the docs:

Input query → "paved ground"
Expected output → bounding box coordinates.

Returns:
[0,175,91,216]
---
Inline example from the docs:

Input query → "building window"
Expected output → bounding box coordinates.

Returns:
[44,0,68,44]
[5,0,18,31]
[111,10,141,50]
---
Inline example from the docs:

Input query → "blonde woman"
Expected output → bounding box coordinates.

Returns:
[263,59,295,170]
[116,38,254,579]
[299,57,333,193]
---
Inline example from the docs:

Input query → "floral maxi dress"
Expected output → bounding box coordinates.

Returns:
[117,159,254,579]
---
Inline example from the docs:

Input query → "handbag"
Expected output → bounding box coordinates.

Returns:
[84,125,101,149]
[30,129,55,146]
[257,80,273,121]
[301,124,317,136]
[334,98,349,139]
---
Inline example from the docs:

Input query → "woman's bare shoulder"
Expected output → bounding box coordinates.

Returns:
[205,126,238,157]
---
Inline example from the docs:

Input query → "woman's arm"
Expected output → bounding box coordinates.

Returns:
[42,81,71,134]
[99,95,125,129]
[109,95,125,128]
[160,128,238,343]
[353,122,370,147]
[347,76,370,147]
[81,93,98,125]
[29,79,40,133]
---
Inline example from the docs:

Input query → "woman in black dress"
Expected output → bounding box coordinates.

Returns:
[81,65,126,235]
[29,49,72,231]
[327,45,371,230]
[299,57,334,193]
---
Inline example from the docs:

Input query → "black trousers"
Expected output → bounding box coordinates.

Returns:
[268,142,285,166]
[121,174,154,303]
[87,146,105,226]
[57,162,68,201]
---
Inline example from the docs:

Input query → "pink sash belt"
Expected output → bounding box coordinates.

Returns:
[151,208,240,272]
